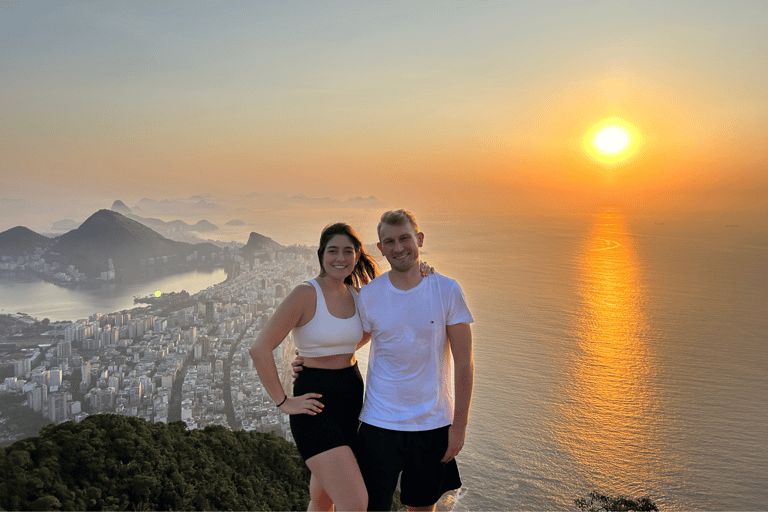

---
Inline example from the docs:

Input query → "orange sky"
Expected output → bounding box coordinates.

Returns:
[2,1,766,228]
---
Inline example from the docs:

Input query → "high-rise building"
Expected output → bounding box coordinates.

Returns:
[31,368,48,388]
[48,393,67,423]
[64,323,77,343]
[81,361,92,386]
[129,380,142,405]
[153,318,167,333]
[28,385,44,412]
[49,367,62,388]
[14,357,31,379]
[203,335,212,356]
[96,388,115,412]
[56,340,72,358]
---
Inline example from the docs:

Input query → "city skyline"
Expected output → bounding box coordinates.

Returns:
[2,1,766,226]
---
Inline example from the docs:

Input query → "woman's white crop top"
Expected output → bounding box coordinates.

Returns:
[292,279,363,357]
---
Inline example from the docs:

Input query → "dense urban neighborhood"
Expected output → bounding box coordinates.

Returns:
[1,246,315,447]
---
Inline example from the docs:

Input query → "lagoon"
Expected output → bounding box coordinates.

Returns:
[0,268,227,322]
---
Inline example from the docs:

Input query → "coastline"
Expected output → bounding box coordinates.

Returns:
[0,268,228,322]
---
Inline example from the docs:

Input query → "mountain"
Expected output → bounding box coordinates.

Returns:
[190,199,220,211]
[110,200,132,215]
[241,232,283,259]
[44,210,220,277]
[192,220,218,232]
[283,194,386,209]
[286,194,341,207]
[50,219,80,232]
[226,219,246,226]
[344,195,386,208]
[123,214,219,239]
[128,214,179,232]
[0,227,54,256]
[137,198,159,208]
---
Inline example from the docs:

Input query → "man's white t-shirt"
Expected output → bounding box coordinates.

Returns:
[358,272,474,431]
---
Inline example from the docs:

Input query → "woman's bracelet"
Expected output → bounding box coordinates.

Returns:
[276,395,287,408]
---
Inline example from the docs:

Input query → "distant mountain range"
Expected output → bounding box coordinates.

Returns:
[1,210,220,278]
[110,201,220,235]
[286,194,386,209]
[44,210,222,276]
[106,193,387,220]
[131,197,222,217]
[0,209,291,279]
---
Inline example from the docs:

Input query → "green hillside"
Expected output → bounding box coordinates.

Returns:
[0,414,310,511]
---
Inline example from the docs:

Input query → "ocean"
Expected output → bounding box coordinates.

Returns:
[407,212,768,511]
[2,212,766,510]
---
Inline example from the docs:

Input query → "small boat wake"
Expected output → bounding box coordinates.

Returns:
[593,237,622,251]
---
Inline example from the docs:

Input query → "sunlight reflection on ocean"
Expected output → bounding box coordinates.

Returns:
[412,213,767,511]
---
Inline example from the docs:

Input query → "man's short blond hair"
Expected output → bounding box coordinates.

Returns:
[377,209,420,240]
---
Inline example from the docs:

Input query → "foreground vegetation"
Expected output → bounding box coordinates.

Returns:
[0,414,653,511]
[575,491,659,511]
[0,414,310,511]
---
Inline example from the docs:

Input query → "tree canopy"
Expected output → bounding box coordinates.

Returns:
[0,414,310,511]
[575,491,659,512]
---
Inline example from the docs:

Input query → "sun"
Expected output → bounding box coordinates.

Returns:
[594,126,629,155]
[583,116,641,166]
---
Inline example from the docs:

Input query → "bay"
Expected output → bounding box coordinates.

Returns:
[0,268,227,322]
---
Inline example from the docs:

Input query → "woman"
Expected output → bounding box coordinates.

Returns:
[249,222,377,511]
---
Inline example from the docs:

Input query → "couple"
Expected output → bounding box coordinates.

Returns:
[249,209,474,511]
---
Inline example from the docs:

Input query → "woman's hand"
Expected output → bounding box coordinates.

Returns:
[420,260,435,276]
[278,393,324,415]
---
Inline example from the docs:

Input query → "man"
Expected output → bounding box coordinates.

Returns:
[355,209,474,511]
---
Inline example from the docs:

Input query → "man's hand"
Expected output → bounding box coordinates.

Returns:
[291,350,305,379]
[441,423,467,463]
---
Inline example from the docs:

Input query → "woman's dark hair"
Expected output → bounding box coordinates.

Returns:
[317,222,379,287]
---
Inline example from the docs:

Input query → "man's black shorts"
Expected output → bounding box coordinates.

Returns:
[356,422,462,510]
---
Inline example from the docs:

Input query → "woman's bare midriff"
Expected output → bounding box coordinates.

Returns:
[302,352,356,369]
